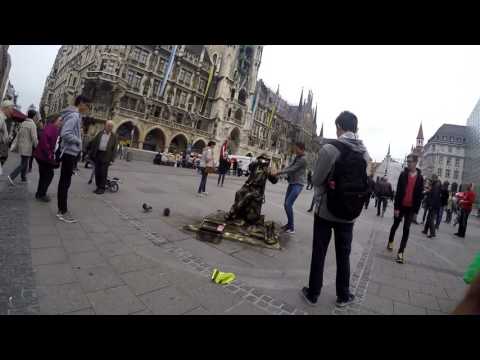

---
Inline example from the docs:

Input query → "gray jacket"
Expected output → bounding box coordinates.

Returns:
[278,154,307,185]
[312,132,370,223]
[16,118,38,156]
[60,106,82,156]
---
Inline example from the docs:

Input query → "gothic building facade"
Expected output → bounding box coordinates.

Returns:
[39,45,318,168]
[0,45,11,100]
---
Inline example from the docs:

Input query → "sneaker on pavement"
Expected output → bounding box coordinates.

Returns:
[58,212,77,223]
[7,175,15,186]
[285,229,295,234]
[396,252,405,264]
[300,287,317,307]
[280,224,289,231]
[37,195,51,203]
[387,241,394,251]
[335,294,355,308]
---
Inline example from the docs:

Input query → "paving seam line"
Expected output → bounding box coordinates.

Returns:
[82,194,306,315]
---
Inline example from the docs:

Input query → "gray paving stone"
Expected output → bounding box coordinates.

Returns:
[81,222,110,234]
[139,286,198,315]
[89,232,122,245]
[366,281,381,295]
[69,251,108,269]
[437,298,458,314]
[362,293,394,315]
[86,286,145,315]
[378,284,410,303]
[130,308,154,315]
[37,283,91,314]
[30,235,62,249]
[393,301,427,315]
[96,240,133,257]
[119,233,152,246]
[183,306,212,315]
[120,267,170,295]
[416,284,449,299]
[408,292,441,310]
[34,263,76,285]
[427,309,448,315]
[443,286,468,301]
[62,238,97,254]
[108,253,158,274]
[32,225,59,236]
[74,265,124,293]
[31,247,67,266]
[224,301,269,315]
[64,308,96,315]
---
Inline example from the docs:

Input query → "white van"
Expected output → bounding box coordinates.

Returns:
[228,155,255,176]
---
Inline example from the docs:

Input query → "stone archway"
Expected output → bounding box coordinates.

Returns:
[169,133,188,154]
[228,127,241,155]
[143,127,166,152]
[116,121,140,148]
[192,139,206,154]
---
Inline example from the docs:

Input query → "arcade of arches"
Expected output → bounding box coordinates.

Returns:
[143,128,166,152]
[168,134,188,154]
[228,127,240,155]
[117,121,140,148]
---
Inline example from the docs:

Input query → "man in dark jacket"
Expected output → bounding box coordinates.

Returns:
[422,174,442,238]
[436,181,449,229]
[376,177,393,217]
[364,175,375,210]
[387,154,424,264]
[89,120,118,194]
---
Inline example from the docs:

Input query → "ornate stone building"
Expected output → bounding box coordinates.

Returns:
[0,45,11,100]
[39,45,318,167]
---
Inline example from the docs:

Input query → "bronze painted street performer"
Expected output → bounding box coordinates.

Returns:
[185,154,281,248]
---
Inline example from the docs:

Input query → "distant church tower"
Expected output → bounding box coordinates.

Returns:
[414,122,424,154]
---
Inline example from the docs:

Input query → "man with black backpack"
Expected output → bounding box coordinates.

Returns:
[301,111,370,308]
[387,153,424,264]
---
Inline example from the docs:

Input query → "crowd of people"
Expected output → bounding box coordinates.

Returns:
[1,96,479,312]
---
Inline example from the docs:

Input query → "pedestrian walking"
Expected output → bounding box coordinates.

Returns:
[455,184,476,238]
[306,169,313,190]
[33,113,62,202]
[272,142,307,234]
[422,174,442,238]
[364,175,375,210]
[445,193,453,224]
[217,140,229,187]
[28,115,43,173]
[88,120,118,195]
[197,141,215,197]
[376,177,393,217]
[301,111,370,308]
[420,182,431,224]
[387,154,424,264]
[56,95,91,223]
[0,100,14,174]
[7,109,38,185]
[436,181,449,229]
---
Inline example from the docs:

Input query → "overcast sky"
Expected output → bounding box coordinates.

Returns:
[8,45,480,161]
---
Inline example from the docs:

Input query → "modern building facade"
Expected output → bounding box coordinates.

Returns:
[39,45,319,168]
[0,45,11,100]
[421,124,467,190]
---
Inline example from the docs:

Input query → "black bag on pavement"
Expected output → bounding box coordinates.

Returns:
[326,140,369,221]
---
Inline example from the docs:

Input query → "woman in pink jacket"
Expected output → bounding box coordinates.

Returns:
[33,114,63,202]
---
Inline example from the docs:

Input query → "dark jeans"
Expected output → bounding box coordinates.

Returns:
[217,173,226,186]
[457,209,471,237]
[28,151,34,172]
[388,206,414,253]
[10,155,30,181]
[57,153,76,214]
[36,159,55,198]
[95,160,110,190]
[198,168,208,193]
[422,207,428,223]
[364,194,371,209]
[308,215,354,301]
[284,184,303,230]
[423,207,437,236]
[436,206,444,229]
[306,181,313,190]
[376,196,388,216]
[445,209,452,224]
[308,195,315,211]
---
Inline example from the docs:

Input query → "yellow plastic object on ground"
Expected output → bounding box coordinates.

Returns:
[211,268,236,285]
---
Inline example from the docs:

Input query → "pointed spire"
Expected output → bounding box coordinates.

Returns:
[298,87,304,110]
[387,144,391,157]
[417,122,424,139]
[319,122,324,138]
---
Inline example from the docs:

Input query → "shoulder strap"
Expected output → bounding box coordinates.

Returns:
[329,139,350,158]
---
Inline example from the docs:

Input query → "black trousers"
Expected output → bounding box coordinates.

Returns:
[423,207,438,236]
[308,215,354,302]
[388,206,414,253]
[364,195,371,209]
[36,159,55,198]
[376,196,388,216]
[95,156,110,190]
[458,209,471,237]
[10,155,30,181]
[217,172,226,186]
[57,153,76,214]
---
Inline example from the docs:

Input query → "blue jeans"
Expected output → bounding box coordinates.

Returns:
[436,206,444,228]
[284,184,303,230]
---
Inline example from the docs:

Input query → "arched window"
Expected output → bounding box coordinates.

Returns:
[238,89,247,104]
[235,109,242,121]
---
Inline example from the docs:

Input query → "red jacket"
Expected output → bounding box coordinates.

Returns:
[458,191,476,211]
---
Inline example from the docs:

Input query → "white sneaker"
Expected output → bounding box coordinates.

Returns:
[285,229,296,234]
[203,192,208,196]
[7,175,15,186]
[58,212,78,223]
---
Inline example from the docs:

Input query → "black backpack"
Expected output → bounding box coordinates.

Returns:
[326,140,369,221]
